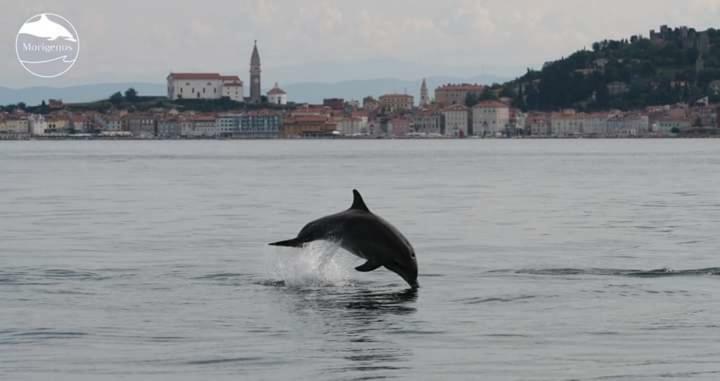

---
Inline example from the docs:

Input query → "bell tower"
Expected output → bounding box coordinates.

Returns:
[250,40,262,103]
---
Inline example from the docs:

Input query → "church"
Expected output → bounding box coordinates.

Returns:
[166,41,287,104]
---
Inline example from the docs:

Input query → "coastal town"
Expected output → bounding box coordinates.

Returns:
[2,27,720,140]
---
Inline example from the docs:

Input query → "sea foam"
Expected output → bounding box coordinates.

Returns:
[269,241,356,287]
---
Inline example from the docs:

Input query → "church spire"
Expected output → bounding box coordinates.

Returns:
[251,40,261,67]
[420,78,429,107]
[250,40,262,103]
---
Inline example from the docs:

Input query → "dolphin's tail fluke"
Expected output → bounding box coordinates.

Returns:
[268,238,305,247]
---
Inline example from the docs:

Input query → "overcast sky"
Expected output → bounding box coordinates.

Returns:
[2,0,719,88]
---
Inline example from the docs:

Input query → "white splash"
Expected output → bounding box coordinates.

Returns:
[269,241,355,287]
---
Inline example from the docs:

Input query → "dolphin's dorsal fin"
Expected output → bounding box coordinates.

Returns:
[350,189,370,212]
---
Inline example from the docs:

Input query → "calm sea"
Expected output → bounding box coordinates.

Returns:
[1,140,720,380]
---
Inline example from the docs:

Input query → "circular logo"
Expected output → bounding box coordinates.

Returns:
[16,13,79,78]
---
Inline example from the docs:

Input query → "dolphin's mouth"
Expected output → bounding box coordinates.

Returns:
[385,264,419,289]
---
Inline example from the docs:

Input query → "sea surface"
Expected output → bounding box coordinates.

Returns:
[1,140,720,380]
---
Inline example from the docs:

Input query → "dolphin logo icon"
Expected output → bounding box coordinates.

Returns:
[19,14,77,42]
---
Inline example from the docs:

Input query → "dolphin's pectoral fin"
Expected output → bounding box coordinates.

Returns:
[355,260,382,272]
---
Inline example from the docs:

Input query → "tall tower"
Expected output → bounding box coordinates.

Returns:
[250,40,262,103]
[420,78,429,107]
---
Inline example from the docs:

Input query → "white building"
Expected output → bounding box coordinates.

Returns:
[527,113,550,136]
[167,73,244,102]
[0,117,30,138]
[582,113,609,136]
[608,113,649,136]
[336,116,369,136]
[472,101,510,136]
[29,114,48,136]
[267,82,287,105]
[442,104,469,137]
[180,115,218,137]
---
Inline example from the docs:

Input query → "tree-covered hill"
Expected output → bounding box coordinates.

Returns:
[508,26,720,111]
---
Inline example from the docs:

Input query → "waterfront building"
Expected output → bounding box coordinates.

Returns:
[267,83,287,105]
[550,111,582,137]
[216,114,240,136]
[249,41,262,103]
[217,112,281,138]
[509,109,527,136]
[527,112,551,136]
[46,115,70,134]
[92,114,123,133]
[70,114,90,133]
[282,107,336,137]
[167,73,244,101]
[379,94,414,113]
[607,113,649,136]
[238,112,281,138]
[157,117,181,138]
[472,100,510,136]
[419,79,429,107]
[0,116,30,139]
[29,114,48,136]
[125,113,157,138]
[435,83,485,107]
[652,117,691,135]
[412,110,442,136]
[582,113,610,136]
[336,115,369,136]
[386,117,411,138]
[441,104,469,137]
[689,106,718,127]
[181,115,218,138]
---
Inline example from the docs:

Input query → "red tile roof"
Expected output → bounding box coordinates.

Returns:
[168,73,222,80]
[436,83,485,92]
[474,100,509,108]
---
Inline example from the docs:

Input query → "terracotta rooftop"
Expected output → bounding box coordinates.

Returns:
[443,104,469,111]
[268,83,286,95]
[436,83,485,91]
[169,73,223,80]
[474,100,509,108]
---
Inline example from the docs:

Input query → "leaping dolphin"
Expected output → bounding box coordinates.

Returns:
[270,190,419,289]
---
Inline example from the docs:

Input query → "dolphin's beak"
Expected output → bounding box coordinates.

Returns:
[406,279,420,290]
[268,238,304,247]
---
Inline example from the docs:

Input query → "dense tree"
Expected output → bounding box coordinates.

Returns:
[109,92,123,104]
[502,27,720,111]
[124,88,138,102]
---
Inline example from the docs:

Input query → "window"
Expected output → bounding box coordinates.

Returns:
[192,88,195,93]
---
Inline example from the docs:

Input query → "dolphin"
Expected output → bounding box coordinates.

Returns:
[270,190,419,289]
[19,14,77,42]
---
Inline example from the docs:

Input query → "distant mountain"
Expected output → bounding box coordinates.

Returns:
[1,75,510,106]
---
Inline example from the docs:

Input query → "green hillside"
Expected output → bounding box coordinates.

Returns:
[508,26,720,111]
